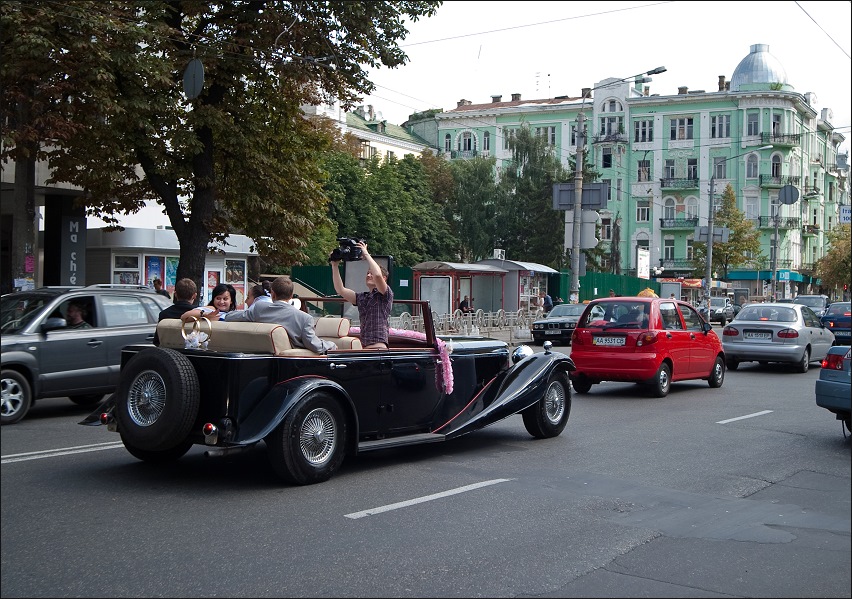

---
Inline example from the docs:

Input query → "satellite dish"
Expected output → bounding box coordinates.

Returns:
[183,58,204,99]
[778,184,799,205]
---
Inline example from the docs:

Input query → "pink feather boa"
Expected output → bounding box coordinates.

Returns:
[349,327,454,394]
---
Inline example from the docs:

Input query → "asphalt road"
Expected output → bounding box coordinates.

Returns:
[1,361,849,598]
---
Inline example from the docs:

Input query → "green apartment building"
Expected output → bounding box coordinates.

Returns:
[406,43,849,301]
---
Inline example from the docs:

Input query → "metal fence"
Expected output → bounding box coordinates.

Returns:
[390,308,543,340]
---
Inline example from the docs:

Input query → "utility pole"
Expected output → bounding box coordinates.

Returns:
[704,175,716,309]
[570,110,586,303]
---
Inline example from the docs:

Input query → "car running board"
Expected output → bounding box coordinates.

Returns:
[358,432,446,452]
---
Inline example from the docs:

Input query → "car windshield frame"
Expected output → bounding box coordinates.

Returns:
[0,292,62,334]
[547,304,585,318]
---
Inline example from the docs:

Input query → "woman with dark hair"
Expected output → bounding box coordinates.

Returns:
[181,282,236,322]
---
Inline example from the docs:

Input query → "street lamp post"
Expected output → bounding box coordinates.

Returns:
[704,145,772,309]
[569,66,666,302]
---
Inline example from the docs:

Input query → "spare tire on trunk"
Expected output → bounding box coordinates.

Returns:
[114,348,200,452]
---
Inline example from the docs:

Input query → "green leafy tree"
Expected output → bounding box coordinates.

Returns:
[450,157,500,262]
[1,0,441,292]
[495,126,571,267]
[817,224,851,292]
[693,183,763,279]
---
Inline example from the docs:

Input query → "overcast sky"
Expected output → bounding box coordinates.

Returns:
[92,0,850,230]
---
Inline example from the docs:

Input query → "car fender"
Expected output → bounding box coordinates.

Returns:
[442,349,575,438]
[0,348,41,398]
[233,376,358,445]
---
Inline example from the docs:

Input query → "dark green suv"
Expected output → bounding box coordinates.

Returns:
[1,285,173,424]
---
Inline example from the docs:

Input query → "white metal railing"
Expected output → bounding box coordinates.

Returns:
[391,308,543,337]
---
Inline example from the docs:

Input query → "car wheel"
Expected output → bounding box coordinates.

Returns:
[1,370,32,425]
[726,359,739,371]
[650,362,671,397]
[114,348,200,452]
[844,416,851,435]
[120,433,193,463]
[69,393,105,407]
[572,376,593,394]
[522,371,571,439]
[708,356,725,388]
[794,347,810,373]
[267,391,347,485]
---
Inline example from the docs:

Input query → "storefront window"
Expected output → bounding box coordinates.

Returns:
[113,255,141,285]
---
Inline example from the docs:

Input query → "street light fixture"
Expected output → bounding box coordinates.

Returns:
[704,144,773,309]
[570,66,667,302]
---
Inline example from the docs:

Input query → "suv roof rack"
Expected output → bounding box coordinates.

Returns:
[83,284,152,290]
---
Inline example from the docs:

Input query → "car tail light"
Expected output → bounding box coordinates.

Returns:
[826,321,834,327]
[723,326,739,336]
[777,329,798,338]
[822,353,845,370]
[572,329,583,345]
[636,332,658,347]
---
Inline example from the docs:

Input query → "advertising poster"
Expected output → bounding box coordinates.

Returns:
[145,256,163,287]
[225,260,246,309]
[206,270,220,304]
[165,257,179,296]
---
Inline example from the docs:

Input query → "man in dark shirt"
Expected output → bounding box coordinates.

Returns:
[153,278,171,299]
[153,277,198,345]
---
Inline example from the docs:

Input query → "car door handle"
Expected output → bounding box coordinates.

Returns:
[329,363,347,370]
[666,333,672,338]
[87,340,103,347]
[690,334,696,339]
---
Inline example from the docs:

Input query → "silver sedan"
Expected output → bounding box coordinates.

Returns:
[722,303,835,372]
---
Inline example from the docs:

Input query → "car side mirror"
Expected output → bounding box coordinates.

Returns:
[703,321,712,334]
[40,317,68,334]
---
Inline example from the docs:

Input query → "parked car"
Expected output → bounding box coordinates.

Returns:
[776,298,795,303]
[531,303,585,345]
[820,301,851,346]
[698,296,735,326]
[815,345,851,434]
[568,296,725,397]
[1,285,173,424]
[81,298,575,485]
[721,303,835,372]
[793,294,831,317]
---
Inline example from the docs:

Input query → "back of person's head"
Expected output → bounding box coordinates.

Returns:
[208,283,236,311]
[174,278,197,302]
[248,284,265,301]
[270,276,294,301]
[262,280,271,292]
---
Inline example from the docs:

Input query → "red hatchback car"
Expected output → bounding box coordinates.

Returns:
[569,297,725,397]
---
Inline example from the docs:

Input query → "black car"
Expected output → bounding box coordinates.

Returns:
[1,285,173,424]
[820,302,851,346]
[531,303,586,345]
[83,298,575,485]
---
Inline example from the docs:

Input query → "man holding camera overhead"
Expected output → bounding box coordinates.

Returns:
[330,240,393,350]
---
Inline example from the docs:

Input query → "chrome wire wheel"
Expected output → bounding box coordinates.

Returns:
[544,379,566,424]
[127,370,167,427]
[299,407,337,466]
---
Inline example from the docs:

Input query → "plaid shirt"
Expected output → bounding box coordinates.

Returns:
[355,287,394,346]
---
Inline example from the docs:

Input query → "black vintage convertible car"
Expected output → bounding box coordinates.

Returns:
[82,298,575,485]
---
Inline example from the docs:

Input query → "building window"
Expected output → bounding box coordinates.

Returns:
[686,239,694,260]
[664,198,676,219]
[686,197,698,219]
[747,112,759,136]
[638,160,651,182]
[616,178,622,202]
[535,126,556,145]
[634,119,654,143]
[745,196,758,220]
[360,141,374,160]
[570,125,577,146]
[605,99,623,112]
[459,131,476,152]
[664,238,675,260]
[601,218,612,241]
[113,255,141,285]
[665,159,675,179]
[711,114,730,138]
[386,150,395,160]
[600,116,623,136]
[746,155,758,178]
[636,200,650,222]
[670,117,694,140]
[771,155,781,177]
[772,114,781,135]
[713,157,727,179]
[603,178,612,201]
[483,131,490,151]
[687,158,697,179]
[502,128,515,150]
[602,147,612,168]
[444,134,451,152]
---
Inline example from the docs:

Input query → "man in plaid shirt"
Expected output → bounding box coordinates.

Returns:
[330,241,393,349]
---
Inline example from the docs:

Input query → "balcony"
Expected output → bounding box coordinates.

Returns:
[759,175,800,188]
[758,216,800,229]
[592,133,628,144]
[800,262,816,274]
[660,178,700,189]
[802,224,820,235]
[659,217,699,229]
[760,132,801,147]
[450,150,479,159]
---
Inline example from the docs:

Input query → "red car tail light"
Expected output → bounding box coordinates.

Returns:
[822,353,845,370]
[723,327,739,336]
[571,329,583,345]
[777,329,798,339]
[636,332,658,347]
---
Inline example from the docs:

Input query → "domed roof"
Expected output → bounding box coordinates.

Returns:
[730,44,788,91]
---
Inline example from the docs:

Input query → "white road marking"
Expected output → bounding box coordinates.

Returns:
[345,478,515,519]
[1,442,125,464]
[716,410,774,424]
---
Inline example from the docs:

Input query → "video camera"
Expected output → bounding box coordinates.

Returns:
[328,237,364,262]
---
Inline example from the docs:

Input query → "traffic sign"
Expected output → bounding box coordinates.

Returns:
[841,205,851,224]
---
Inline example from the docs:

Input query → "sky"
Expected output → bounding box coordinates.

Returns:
[91,0,850,230]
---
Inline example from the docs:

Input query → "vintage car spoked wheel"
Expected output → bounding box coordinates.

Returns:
[115,348,200,453]
[708,356,725,388]
[268,391,347,485]
[650,362,671,397]
[1,370,32,425]
[522,371,571,438]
